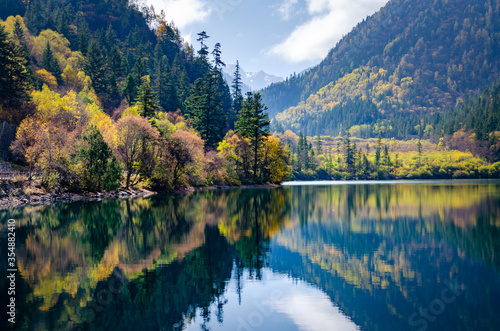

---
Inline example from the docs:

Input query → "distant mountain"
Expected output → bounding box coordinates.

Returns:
[224,64,283,92]
[222,72,253,95]
[262,0,500,138]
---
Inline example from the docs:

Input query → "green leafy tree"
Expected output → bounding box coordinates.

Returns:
[79,126,122,191]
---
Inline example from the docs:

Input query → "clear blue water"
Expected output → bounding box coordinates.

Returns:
[1,181,500,330]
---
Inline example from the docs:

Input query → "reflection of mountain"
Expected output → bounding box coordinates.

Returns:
[1,182,500,330]
[270,216,500,330]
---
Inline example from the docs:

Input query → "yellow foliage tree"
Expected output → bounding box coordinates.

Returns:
[11,117,46,179]
[29,29,71,63]
[0,15,28,43]
[86,103,118,150]
[36,71,58,89]
[31,85,84,121]
[62,65,79,88]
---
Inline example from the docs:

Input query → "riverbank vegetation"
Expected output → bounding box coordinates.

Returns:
[277,130,500,180]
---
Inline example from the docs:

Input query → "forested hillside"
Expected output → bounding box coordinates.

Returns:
[0,0,291,191]
[263,0,500,137]
[0,0,231,114]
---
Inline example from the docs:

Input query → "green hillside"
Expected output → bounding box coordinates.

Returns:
[263,0,500,137]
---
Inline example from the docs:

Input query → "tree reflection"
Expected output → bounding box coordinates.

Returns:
[2,182,500,331]
[1,187,291,330]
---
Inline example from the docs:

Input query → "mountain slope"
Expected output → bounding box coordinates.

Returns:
[263,0,500,137]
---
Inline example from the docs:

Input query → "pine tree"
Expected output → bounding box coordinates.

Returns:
[84,42,108,95]
[133,57,147,82]
[24,0,47,35]
[367,153,373,176]
[384,145,391,166]
[343,127,355,176]
[417,139,423,166]
[105,72,121,109]
[105,24,118,50]
[375,135,382,169]
[79,126,122,191]
[13,18,24,42]
[197,31,209,59]
[136,80,160,119]
[230,60,244,130]
[11,19,37,90]
[41,41,61,83]
[235,92,270,182]
[108,46,123,78]
[337,142,341,167]
[0,0,25,21]
[171,54,189,106]
[123,73,137,105]
[315,135,322,155]
[296,132,304,171]
[184,77,208,122]
[77,17,90,54]
[212,43,225,70]
[155,56,179,112]
[0,25,31,113]
[184,77,226,150]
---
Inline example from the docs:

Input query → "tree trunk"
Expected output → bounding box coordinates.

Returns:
[126,168,131,188]
[253,140,258,183]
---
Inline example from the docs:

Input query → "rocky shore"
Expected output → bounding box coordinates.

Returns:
[0,181,156,210]
[0,181,281,210]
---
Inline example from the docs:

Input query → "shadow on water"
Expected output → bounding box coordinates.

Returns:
[1,181,500,330]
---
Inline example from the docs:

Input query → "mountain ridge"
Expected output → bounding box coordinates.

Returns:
[224,63,283,92]
[262,0,500,137]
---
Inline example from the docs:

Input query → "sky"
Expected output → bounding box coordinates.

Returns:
[146,0,389,78]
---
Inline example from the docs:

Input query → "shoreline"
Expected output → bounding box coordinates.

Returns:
[0,182,282,210]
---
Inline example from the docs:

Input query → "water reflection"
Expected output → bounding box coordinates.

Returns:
[1,181,499,330]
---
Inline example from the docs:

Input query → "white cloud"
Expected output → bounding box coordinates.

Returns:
[147,0,211,30]
[268,0,388,63]
[276,0,299,20]
[275,288,359,331]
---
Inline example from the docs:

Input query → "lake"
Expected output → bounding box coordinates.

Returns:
[1,180,500,330]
